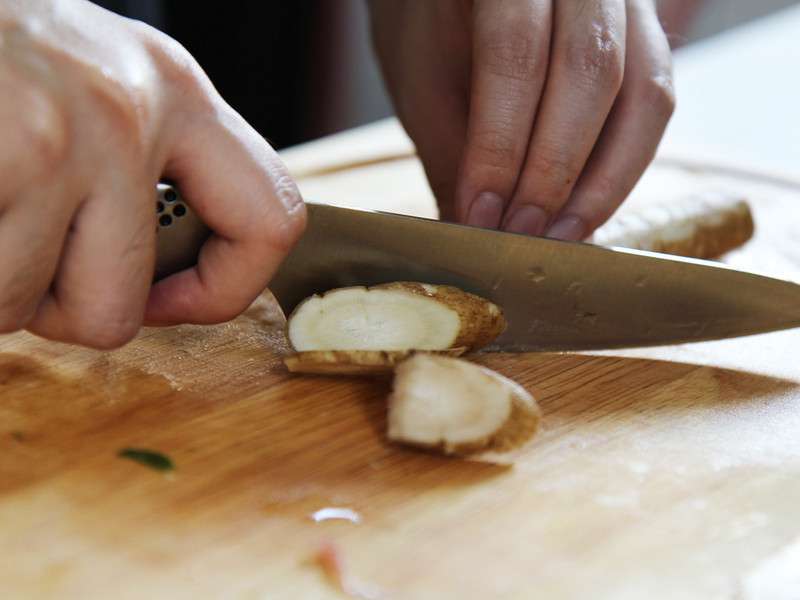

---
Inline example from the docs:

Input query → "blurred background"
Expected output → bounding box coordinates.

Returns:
[94,0,800,154]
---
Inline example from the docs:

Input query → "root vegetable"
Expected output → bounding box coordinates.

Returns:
[593,192,753,259]
[287,282,505,353]
[387,354,541,455]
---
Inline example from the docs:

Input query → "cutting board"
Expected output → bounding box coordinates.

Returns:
[2,119,800,599]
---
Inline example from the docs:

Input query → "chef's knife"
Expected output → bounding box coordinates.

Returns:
[153,183,800,351]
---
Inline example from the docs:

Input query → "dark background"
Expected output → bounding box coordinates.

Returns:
[92,1,383,150]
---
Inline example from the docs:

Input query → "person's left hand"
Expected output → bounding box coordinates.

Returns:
[368,0,675,241]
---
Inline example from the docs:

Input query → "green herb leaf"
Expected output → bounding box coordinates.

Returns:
[118,448,175,472]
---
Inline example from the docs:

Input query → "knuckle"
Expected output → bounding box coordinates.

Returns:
[268,200,307,255]
[564,30,624,90]
[527,147,576,186]
[582,176,619,228]
[70,312,141,350]
[639,72,676,118]
[470,127,521,167]
[121,215,155,263]
[143,27,214,103]
[521,149,577,208]
[24,99,69,169]
[2,76,69,177]
[65,287,146,350]
[88,76,153,160]
[591,173,617,207]
[251,167,307,254]
[482,30,544,83]
[271,169,305,217]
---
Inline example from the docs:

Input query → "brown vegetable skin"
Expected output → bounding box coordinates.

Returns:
[283,348,467,376]
[593,193,754,259]
[387,355,541,455]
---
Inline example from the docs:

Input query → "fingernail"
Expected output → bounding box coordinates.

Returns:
[546,215,587,241]
[466,192,504,228]
[504,205,549,236]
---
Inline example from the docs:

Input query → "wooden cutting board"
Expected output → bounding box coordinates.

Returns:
[2,120,799,599]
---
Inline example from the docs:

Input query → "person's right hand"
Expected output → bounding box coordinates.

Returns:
[0,0,306,349]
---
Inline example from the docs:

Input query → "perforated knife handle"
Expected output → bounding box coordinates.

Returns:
[153,183,211,281]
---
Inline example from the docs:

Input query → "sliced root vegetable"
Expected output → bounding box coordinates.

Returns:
[287,282,505,353]
[283,348,466,376]
[593,192,754,259]
[373,283,506,350]
[387,354,541,455]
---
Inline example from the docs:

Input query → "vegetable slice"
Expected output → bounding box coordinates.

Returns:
[387,354,541,455]
[284,348,467,376]
[287,282,505,353]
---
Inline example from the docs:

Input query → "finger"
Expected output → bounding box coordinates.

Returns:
[455,0,552,228]
[0,191,71,333]
[27,176,156,349]
[371,2,471,221]
[547,0,675,240]
[144,104,306,325]
[503,0,626,236]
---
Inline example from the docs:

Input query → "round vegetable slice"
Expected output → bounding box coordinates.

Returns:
[287,283,505,353]
[387,354,541,455]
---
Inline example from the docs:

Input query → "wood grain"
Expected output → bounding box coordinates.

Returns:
[1,123,800,598]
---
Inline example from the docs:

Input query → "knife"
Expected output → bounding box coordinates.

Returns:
[153,183,800,351]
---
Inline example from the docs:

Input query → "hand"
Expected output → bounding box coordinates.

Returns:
[0,0,306,349]
[368,0,674,241]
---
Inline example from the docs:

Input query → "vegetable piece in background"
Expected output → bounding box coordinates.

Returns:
[593,192,753,259]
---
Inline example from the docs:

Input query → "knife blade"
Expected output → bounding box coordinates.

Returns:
[268,204,800,351]
[153,186,800,351]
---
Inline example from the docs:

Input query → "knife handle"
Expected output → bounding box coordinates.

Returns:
[153,183,211,281]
